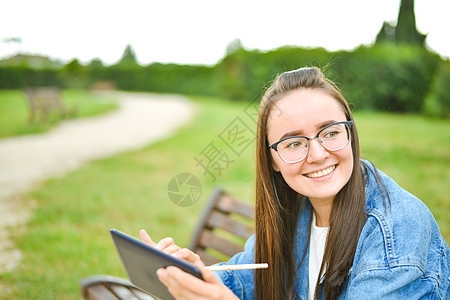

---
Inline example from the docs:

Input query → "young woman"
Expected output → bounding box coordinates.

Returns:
[141,67,449,299]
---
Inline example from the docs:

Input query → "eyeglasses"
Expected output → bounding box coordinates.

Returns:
[268,121,353,164]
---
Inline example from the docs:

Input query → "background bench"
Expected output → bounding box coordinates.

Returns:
[80,186,255,300]
[25,87,73,123]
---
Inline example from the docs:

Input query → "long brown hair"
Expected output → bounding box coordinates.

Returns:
[254,67,367,299]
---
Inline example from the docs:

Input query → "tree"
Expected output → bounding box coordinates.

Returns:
[88,58,104,69]
[61,58,88,88]
[375,22,396,44]
[225,39,244,55]
[395,0,426,45]
[62,58,83,73]
[375,0,426,46]
[117,44,138,66]
[1,37,22,43]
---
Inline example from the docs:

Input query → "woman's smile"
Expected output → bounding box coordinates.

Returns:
[304,164,336,179]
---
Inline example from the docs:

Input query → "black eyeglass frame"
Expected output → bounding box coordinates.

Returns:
[268,121,353,163]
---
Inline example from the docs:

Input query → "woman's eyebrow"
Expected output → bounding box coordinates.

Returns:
[278,120,339,140]
[317,120,338,129]
[279,129,304,140]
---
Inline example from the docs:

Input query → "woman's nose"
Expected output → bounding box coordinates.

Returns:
[306,138,329,163]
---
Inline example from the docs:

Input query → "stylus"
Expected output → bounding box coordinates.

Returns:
[205,263,268,271]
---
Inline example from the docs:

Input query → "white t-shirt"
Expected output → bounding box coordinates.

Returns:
[307,214,329,300]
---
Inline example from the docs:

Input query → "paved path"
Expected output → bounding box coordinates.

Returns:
[0,92,195,273]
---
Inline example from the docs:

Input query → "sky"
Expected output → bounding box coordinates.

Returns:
[1,0,449,66]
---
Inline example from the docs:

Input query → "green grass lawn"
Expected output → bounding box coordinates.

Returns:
[0,96,449,299]
[356,111,450,234]
[0,90,118,138]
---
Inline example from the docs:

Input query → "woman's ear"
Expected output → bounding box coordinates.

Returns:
[271,156,280,172]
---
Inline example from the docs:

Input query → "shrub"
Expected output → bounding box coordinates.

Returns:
[332,44,439,112]
[424,59,450,118]
[0,67,62,89]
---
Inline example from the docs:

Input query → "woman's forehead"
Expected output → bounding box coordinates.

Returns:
[267,90,346,136]
[270,90,344,121]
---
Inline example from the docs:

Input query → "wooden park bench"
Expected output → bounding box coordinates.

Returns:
[80,187,255,300]
[25,87,74,123]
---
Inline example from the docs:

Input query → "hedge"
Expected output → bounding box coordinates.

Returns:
[0,44,447,116]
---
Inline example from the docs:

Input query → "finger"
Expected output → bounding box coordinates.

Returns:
[194,261,220,285]
[155,237,175,251]
[172,248,201,263]
[168,266,213,291]
[158,266,235,300]
[162,244,182,254]
[156,268,169,286]
[139,229,156,247]
[161,266,207,298]
[157,267,190,299]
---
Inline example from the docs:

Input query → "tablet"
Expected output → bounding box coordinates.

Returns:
[110,229,204,300]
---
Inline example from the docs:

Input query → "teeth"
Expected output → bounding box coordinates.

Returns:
[306,165,336,178]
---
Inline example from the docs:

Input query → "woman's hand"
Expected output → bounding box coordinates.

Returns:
[139,229,201,264]
[157,261,239,300]
[140,229,237,299]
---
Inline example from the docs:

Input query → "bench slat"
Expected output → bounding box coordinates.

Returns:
[86,284,119,300]
[198,230,244,257]
[216,194,255,220]
[109,284,140,300]
[195,248,221,265]
[130,288,157,300]
[206,211,254,239]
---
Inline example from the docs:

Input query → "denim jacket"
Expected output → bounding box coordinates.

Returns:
[214,162,450,299]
